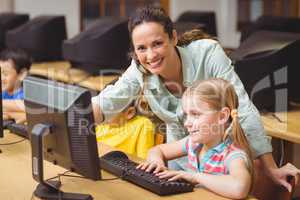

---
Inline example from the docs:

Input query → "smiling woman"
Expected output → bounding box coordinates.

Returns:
[131,22,179,78]
[91,6,300,192]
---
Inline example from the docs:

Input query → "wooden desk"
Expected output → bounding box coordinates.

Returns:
[261,107,300,144]
[0,132,256,200]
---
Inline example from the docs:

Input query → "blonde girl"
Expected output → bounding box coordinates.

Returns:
[137,78,253,199]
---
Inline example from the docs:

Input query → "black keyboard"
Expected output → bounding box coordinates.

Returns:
[3,119,15,128]
[6,123,28,138]
[99,151,194,196]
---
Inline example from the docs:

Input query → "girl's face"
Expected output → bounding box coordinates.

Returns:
[182,96,229,146]
[131,22,177,76]
[0,60,19,93]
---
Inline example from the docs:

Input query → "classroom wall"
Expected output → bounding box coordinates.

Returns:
[0,0,14,13]
[14,0,81,39]
[8,0,240,47]
[169,0,240,48]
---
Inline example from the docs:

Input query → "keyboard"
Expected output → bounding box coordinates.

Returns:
[99,151,194,196]
[3,119,15,128]
[6,123,28,138]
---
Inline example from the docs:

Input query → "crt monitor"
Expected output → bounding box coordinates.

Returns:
[0,71,3,139]
[24,76,101,199]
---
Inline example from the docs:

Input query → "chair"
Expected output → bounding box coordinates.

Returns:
[252,159,296,200]
[176,11,217,36]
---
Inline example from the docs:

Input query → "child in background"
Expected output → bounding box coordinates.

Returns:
[0,48,31,123]
[96,99,155,159]
[137,78,253,199]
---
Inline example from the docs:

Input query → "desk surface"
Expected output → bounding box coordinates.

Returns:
[261,106,300,144]
[0,132,257,200]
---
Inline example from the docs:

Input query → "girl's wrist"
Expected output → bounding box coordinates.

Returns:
[193,173,203,185]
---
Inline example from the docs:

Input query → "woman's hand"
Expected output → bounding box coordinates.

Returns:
[156,170,199,185]
[269,162,300,192]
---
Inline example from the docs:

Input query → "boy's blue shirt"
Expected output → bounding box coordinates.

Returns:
[2,88,24,99]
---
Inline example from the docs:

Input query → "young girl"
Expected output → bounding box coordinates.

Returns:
[137,78,253,199]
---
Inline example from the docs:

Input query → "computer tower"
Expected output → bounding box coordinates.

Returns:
[5,15,66,62]
[0,13,29,50]
[63,17,131,75]
[230,30,300,111]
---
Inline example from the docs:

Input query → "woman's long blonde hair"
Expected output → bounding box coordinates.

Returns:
[183,78,254,178]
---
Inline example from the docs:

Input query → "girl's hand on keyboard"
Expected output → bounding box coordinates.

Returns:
[157,170,199,184]
[137,146,167,173]
[136,160,167,174]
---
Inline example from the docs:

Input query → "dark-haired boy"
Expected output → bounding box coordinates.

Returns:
[0,48,31,123]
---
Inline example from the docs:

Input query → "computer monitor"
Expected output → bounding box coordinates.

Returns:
[24,76,101,200]
[0,13,29,51]
[0,71,3,139]
[62,17,130,75]
[230,30,300,111]
[6,15,66,62]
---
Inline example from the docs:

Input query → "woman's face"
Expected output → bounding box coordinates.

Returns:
[131,22,177,75]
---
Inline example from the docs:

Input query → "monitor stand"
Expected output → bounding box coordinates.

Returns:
[31,123,93,200]
[34,181,92,200]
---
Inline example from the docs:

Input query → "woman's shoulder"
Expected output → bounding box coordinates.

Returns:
[182,39,221,62]
[124,60,142,75]
[185,39,219,51]
[121,60,143,82]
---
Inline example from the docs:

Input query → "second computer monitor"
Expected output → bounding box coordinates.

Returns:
[24,76,100,181]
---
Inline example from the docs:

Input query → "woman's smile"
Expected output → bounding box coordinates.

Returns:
[147,58,164,69]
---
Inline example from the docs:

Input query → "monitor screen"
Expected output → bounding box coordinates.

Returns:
[24,76,101,181]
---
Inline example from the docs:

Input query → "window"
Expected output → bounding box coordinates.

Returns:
[80,0,169,30]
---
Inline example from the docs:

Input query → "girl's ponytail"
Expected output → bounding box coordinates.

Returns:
[230,109,252,160]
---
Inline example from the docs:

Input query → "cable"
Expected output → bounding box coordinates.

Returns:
[271,113,284,123]
[61,170,121,181]
[62,173,120,181]
[279,139,285,167]
[0,138,26,145]
[45,170,120,183]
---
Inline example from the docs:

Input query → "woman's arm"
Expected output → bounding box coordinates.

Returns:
[91,62,142,124]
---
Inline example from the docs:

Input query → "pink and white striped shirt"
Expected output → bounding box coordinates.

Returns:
[182,137,249,175]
